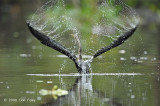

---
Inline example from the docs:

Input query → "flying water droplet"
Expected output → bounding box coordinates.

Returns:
[119,50,126,54]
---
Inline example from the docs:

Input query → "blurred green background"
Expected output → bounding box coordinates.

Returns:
[0,0,160,106]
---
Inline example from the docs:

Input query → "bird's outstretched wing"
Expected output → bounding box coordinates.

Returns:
[27,22,77,62]
[93,26,137,58]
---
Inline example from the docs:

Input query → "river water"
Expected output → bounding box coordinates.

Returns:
[0,1,160,106]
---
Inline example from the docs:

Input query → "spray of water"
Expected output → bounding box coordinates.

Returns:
[27,0,139,73]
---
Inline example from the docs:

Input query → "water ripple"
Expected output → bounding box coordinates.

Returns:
[26,73,143,77]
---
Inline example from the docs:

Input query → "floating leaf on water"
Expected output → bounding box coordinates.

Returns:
[39,85,68,99]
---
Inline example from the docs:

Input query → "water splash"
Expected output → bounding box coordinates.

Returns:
[27,0,140,73]
[26,73,143,77]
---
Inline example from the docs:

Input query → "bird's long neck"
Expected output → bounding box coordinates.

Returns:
[72,33,82,60]
[78,42,82,60]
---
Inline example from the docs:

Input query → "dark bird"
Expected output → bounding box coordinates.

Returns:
[27,22,137,74]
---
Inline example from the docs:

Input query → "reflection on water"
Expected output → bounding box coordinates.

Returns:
[1,72,160,106]
[0,0,160,106]
[41,74,126,106]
